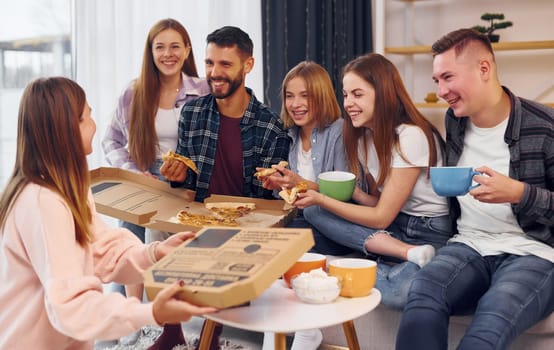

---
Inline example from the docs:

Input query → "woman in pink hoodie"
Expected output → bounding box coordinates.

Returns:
[0,77,216,350]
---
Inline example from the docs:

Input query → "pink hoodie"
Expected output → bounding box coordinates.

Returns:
[0,184,158,349]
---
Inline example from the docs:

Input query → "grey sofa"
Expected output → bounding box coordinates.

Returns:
[320,260,554,350]
[321,305,554,349]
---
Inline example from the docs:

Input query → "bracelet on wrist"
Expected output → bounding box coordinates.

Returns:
[148,241,161,262]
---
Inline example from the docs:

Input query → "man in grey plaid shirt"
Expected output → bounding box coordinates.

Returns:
[397,28,553,350]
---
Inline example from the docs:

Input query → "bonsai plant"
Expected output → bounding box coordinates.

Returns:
[473,13,513,43]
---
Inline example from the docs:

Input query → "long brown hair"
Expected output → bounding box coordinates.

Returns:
[280,61,341,129]
[129,18,199,170]
[0,77,92,246]
[342,53,443,187]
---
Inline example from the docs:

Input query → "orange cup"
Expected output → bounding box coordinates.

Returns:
[283,252,327,288]
[328,258,376,297]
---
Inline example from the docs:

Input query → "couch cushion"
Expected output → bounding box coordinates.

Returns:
[450,312,554,335]
[322,305,554,350]
[528,312,554,334]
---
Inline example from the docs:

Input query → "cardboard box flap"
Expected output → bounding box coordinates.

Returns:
[90,167,194,200]
[144,227,314,308]
[90,167,295,233]
[90,167,195,228]
[205,194,288,211]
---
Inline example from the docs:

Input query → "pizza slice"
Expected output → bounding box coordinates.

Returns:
[253,160,289,178]
[162,150,199,174]
[176,210,239,227]
[205,202,256,220]
[279,181,309,204]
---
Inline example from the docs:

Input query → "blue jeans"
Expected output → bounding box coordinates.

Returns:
[303,206,452,308]
[287,211,355,256]
[396,243,554,350]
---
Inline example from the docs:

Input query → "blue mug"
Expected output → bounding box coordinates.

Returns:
[430,167,480,196]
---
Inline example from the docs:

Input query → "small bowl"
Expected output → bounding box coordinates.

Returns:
[291,273,341,304]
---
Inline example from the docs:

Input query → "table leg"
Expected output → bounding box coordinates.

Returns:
[274,332,287,350]
[342,320,360,350]
[197,319,218,350]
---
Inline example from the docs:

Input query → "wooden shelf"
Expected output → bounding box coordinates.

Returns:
[386,40,554,55]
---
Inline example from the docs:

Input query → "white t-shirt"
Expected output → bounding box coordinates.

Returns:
[451,118,554,262]
[155,106,182,156]
[297,146,316,182]
[364,124,448,217]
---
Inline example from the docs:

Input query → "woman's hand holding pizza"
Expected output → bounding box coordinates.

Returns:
[294,189,325,209]
[258,165,304,191]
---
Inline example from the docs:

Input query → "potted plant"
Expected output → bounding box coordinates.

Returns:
[472,13,513,43]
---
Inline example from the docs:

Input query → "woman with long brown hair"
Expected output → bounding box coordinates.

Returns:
[102,17,208,240]
[102,19,209,335]
[103,18,208,177]
[0,77,215,350]
[297,53,452,308]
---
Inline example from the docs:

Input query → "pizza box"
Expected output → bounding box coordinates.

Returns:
[143,226,314,308]
[89,167,295,233]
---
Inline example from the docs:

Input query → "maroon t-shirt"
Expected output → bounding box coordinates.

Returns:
[208,114,244,196]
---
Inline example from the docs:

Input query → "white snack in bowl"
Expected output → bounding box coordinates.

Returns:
[292,268,340,304]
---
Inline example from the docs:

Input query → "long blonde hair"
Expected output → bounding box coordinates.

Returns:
[342,53,443,187]
[129,18,199,171]
[0,77,92,246]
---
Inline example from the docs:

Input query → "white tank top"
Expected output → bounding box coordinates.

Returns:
[155,106,182,156]
[297,146,316,182]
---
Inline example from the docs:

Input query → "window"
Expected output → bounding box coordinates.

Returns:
[0,0,72,188]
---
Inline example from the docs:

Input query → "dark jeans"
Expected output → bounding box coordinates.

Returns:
[396,243,554,350]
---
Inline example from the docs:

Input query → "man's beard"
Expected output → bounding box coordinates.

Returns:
[208,74,243,99]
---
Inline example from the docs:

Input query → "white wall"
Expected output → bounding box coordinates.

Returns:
[382,0,554,129]
[75,0,263,172]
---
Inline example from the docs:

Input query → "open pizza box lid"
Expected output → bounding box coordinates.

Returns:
[90,167,295,233]
[143,226,314,308]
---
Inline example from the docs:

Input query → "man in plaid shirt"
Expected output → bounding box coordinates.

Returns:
[156,25,290,350]
[397,28,554,350]
[161,26,289,203]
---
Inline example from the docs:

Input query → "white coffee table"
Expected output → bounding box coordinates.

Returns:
[197,279,381,350]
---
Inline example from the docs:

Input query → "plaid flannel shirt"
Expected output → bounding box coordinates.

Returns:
[445,87,554,246]
[175,87,290,202]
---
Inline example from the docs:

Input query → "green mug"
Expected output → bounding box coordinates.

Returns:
[318,171,356,201]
